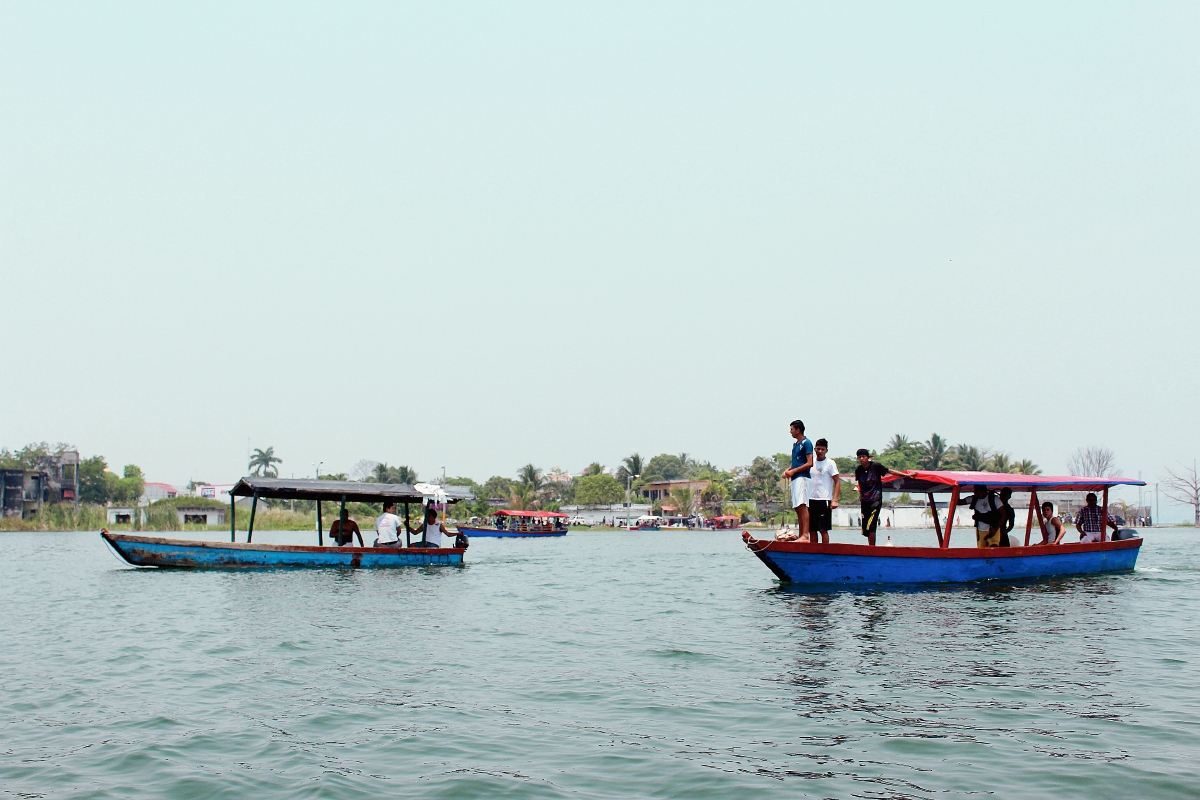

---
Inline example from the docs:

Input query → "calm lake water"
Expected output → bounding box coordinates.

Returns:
[2,528,1199,799]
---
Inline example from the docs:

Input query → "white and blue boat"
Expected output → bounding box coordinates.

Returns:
[102,477,472,569]
[743,471,1144,587]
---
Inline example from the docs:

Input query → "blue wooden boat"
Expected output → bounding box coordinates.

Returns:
[744,470,1145,587]
[743,537,1140,586]
[101,476,473,569]
[457,509,568,538]
[103,531,464,569]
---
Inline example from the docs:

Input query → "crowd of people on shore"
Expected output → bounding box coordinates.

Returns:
[777,419,1122,548]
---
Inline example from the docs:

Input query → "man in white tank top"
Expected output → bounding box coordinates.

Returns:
[407,506,451,547]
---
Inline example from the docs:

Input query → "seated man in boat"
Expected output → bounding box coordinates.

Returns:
[330,509,363,547]
[1075,493,1119,543]
[374,501,403,547]
[407,506,452,548]
[1039,501,1066,544]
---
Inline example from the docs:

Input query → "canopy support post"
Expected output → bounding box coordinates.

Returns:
[404,502,410,548]
[230,491,236,543]
[317,500,323,547]
[1101,487,1110,542]
[247,493,259,543]
[928,493,943,547]
[944,487,959,549]
[339,495,346,546]
[1025,489,1037,546]
[1033,491,1047,544]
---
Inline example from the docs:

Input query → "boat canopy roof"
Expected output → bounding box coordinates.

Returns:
[882,470,1145,494]
[229,477,473,504]
[711,515,741,521]
[493,509,568,518]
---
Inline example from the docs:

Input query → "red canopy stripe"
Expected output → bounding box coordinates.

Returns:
[883,470,1144,493]
[493,510,569,518]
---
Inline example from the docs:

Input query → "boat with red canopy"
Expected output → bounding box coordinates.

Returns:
[742,470,1145,587]
[457,509,568,538]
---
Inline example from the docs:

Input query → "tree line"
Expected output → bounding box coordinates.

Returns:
[12,437,1198,527]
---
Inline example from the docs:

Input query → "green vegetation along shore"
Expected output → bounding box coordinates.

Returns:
[2,433,1062,532]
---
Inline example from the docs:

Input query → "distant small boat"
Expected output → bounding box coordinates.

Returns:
[102,476,472,569]
[457,509,568,538]
[743,470,1144,587]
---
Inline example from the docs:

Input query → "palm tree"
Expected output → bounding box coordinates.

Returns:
[947,444,991,471]
[920,434,948,469]
[518,464,543,491]
[616,453,644,483]
[988,453,1014,474]
[395,465,418,484]
[508,484,535,510]
[585,462,604,476]
[248,447,281,478]
[885,434,910,453]
[700,481,728,512]
[1013,459,1041,475]
[668,487,696,516]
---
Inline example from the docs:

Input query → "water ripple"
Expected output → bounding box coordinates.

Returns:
[2,529,1199,798]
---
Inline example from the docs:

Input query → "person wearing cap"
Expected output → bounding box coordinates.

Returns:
[854,449,910,546]
[1075,493,1119,543]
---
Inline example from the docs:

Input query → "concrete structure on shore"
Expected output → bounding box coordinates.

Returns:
[175,506,225,526]
[1,450,81,518]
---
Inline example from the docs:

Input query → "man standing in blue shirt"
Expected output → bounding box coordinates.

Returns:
[781,419,814,541]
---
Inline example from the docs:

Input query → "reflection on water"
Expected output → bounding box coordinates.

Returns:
[1,529,1199,799]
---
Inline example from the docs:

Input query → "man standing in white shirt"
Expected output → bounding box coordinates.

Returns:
[374,501,403,547]
[806,438,840,544]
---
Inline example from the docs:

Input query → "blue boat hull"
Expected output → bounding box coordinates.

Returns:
[745,537,1141,587]
[456,525,566,539]
[103,532,464,569]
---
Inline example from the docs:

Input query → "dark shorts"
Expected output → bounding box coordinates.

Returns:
[861,502,882,536]
[809,500,832,532]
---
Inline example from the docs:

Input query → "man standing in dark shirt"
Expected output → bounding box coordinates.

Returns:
[854,448,910,546]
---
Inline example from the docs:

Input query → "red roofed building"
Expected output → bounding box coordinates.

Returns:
[142,482,178,502]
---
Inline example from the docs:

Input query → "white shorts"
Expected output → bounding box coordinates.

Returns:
[1079,531,1101,543]
[790,477,809,508]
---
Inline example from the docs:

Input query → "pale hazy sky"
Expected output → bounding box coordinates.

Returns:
[2,3,1197,515]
